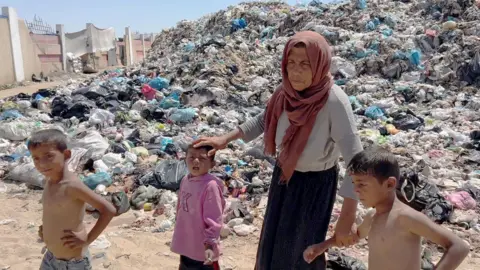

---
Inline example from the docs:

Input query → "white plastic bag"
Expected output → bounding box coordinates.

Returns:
[67,148,88,172]
[0,121,37,141]
[88,109,115,126]
[69,130,109,161]
[93,160,109,172]
[6,162,45,188]
[102,153,123,168]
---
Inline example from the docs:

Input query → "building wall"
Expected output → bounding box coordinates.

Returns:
[29,30,63,74]
[18,19,42,79]
[0,18,15,85]
[132,39,152,63]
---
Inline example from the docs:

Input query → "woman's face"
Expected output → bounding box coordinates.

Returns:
[286,46,313,91]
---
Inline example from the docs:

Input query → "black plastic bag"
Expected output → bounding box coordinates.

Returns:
[392,113,423,131]
[326,251,366,270]
[137,160,188,191]
[397,169,452,223]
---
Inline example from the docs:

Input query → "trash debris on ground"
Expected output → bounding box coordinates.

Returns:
[1,0,480,267]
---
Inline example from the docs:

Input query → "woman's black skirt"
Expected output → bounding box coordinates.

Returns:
[255,165,338,270]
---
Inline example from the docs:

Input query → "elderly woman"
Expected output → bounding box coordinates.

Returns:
[194,31,363,270]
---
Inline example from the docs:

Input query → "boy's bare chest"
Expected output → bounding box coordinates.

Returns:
[43,184,83,213]
[368,215,421,269]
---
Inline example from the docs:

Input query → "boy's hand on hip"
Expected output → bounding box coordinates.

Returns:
[334,222,359,247]
[204,249,214,265]
[61,229,88,250]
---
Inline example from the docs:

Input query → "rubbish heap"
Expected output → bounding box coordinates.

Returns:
[1,0,480,266]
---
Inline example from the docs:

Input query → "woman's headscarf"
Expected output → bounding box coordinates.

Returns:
[264,31,333,183]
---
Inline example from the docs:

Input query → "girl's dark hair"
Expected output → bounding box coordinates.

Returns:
[187,144,215,161]
[347,148,400,182]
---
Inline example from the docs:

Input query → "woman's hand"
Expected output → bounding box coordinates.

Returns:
[193,136,228,156]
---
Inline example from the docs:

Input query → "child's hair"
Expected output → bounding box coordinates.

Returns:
[28,129,68,152]
[186,144,215,161]
[347,148,400,183]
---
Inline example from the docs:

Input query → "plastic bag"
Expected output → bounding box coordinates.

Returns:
[67,148,88,172]
[0,110,24,120]
[392,114,422,131]
[130,185,161,209]
[102,153,123,168]
[231,18,247,32]
[69,130,109,161]
[159,93,180,109]
[0,121,38,141]
[93,160,109,172]
[169,108,196,123]
[88,109,115,126]
[141,84,156,100]
[408,49,422,67]
[327,250,366,270]
[111,191,130,215]
[148,77,170,90]
[82,172,112,190]
[365,106,385,120]
[6,162,45,188]
[356,0,367,10]
[445,191,476,210]
[137,160,189,191]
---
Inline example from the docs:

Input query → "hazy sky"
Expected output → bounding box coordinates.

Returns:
[1,0,318,36]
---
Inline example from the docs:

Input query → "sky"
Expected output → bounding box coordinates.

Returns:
[1,0,310,36]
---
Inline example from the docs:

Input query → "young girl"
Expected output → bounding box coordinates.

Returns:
[171,144,226,270]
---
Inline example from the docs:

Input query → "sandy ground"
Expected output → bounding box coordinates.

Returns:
[0,184,479,270]
[0,82,59,100]
[0,187,258,270]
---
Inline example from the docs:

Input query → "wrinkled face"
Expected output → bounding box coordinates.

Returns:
[186,148,214,177]
[352,173,394,208]
[30,143,70,181]
[286,46,313,91]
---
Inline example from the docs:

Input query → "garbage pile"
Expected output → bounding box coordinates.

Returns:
[0,0,480,264]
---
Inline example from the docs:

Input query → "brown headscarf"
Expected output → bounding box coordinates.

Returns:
[264,31,333,183]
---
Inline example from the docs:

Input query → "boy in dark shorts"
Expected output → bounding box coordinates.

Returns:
[30,129,116,270]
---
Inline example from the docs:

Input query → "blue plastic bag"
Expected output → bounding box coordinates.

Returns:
[260,27,275,40]
[149,77,170,90]
[161,137,173,151]
[111,77,127,84]
[225,165,233,176]
[408,49,422,66]
[0,110,24,120]
[35,94,45,101]
[169,108,196,123]
[82,172,112,190]
[382,28,393,37]
[349,96,362,110]
[184,42,195,52]
[357,0,367,10]
[231,18,247,32]
[159,92,180,109]
[365,106,385,120]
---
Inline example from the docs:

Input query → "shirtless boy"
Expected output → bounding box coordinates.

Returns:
[347,148,469,270]
[29,129,116,270]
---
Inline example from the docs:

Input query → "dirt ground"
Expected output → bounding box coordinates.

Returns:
[0,184,479,270]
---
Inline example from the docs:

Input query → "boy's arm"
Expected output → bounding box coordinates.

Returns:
[66,181,116,245]
[399,210,469,270]
[202,182,224,252]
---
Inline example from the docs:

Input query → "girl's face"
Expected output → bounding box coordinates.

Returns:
[286,46,313,91]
